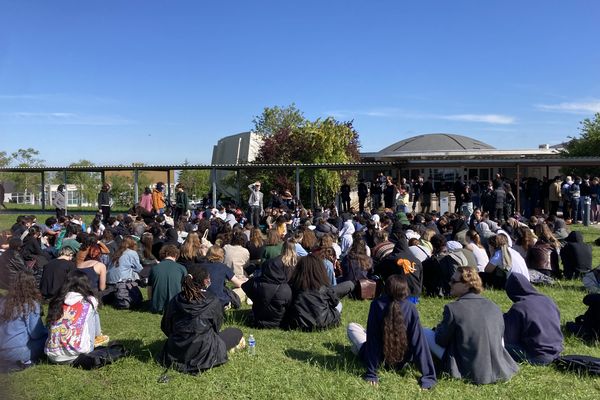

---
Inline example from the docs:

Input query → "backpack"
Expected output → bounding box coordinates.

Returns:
[111,281,143,309]
[72,344,128,370]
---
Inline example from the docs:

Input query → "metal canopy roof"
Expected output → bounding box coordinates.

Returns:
[0,161,403,173]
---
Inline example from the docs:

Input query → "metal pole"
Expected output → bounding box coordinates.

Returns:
[310,174,315,210]
[516,164,521,215]
[63,170,68,215]
[41,172,46,211]
[212,168,217,207]
[295,166,300,205]
[236,169,241,206]
[101,171,105,186]
[134,169,139,204]
[167,170,171,207]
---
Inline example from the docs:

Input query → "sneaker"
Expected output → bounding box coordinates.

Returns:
[246,298,253,306]
[94,335,110,347]
[230,337,246,354]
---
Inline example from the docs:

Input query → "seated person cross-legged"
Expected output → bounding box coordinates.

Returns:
[424,266,518,385]
[347,274,436,388]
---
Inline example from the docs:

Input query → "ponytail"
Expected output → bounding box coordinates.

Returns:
[181,265,210,302]
[382,275,409,365]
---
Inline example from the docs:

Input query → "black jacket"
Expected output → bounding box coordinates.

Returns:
[0,250,27,290]
[561,231,593,279]
[243,256,292,328]
[287,285,340,331]
[158,291,228,373]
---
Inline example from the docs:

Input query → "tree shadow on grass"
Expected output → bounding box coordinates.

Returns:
[284,341,364,375]
[118,339,164,363]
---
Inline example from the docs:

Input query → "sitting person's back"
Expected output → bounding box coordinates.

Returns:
[158,264,243,374]
[503,273,563,365]
[561,231,593,279]
[149,245,187,314]
[242,255,292,328]
[40,246,76,299]
[287,255,341,331]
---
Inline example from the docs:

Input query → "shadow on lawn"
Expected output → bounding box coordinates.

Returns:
[284,342,364,375]
[119,339,164,363]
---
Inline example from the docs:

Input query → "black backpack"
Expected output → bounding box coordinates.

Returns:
[72,344,128,370]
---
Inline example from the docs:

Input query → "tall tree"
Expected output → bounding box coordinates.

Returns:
[64,160,101,206]
[252,105,361,206]
[252,103,305,136]
[562,112,600,176]
[178,161,211,201]
[7,148,45,194]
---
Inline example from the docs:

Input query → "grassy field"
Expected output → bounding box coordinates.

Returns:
[1,220,600,399]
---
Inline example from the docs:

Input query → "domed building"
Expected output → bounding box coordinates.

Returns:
[361,132,561,184]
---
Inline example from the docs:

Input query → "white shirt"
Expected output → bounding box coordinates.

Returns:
[490,248,530,280]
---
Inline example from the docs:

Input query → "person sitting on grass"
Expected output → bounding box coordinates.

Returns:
[40,246,76,300]
[286,254,342,331]
[347,274,436,388]
[0,272,48,371]
[45,271,109,364]
[503,273,563,365]
[158,264,244,374]
[148,245,187,314]
[423,266,518,385]
[199,246,247,309]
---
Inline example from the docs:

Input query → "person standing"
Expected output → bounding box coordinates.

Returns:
[97,183,112,224]
[173,184,189,222]
[340,180,351,213]
[370,179,382,211]
[412,177,423,213]
[247,181,264,227]
[152,182,166,215]
[357,179,369,213]
[52,184,66,219]
[421,176,435,214]
[548,176,562,217]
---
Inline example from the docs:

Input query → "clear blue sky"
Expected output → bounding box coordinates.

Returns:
[1,1,599,166]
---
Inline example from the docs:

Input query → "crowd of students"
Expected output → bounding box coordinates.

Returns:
[0,176,599,389]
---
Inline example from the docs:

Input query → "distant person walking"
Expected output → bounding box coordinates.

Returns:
[248,181,264,227]
[97,183,112,224]
[52,184,66,218]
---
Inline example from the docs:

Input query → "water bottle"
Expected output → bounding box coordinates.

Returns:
[248,334,256,356]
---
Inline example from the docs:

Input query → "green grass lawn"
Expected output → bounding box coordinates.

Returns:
[1,224,600,399]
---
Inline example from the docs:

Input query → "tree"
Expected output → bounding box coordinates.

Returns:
[252,103,305,136]
[178,162,211,201]
[63,160,101,206]
[562,112,600,176]
[251,105,361,206]
[6,148,45,194]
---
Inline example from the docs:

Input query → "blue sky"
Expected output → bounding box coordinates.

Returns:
[1,1,599,166]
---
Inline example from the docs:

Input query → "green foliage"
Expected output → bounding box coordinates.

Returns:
[177,162,211,200]
[562,112,600,176]
[252,103,305,137]
[2,148,46,193]
[51,160,102,206]
[252,105,361,206]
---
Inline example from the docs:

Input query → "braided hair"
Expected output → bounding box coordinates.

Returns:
[382,274,409,365]
[181,264,210,302]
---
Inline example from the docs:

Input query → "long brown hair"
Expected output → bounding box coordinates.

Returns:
[347,237,372,271]
[289,254,330,291]
[180,232,201,260]
[382,275,409,365]
[250,227,264,247]
[0,272,42,323]
[111,236,138,266]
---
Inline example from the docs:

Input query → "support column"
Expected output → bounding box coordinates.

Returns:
[516,164,521,215]
[310,173,315,210]
[101,171,105,186]
[41,172,46,211]
[236,170,241,206]
[167,170,171,207]
[134,169,139,204]
[295,166,300,205]
[63,170,68,215]
[212,168,217,207]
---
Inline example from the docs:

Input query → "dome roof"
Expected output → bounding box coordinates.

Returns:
[379,133,496,155]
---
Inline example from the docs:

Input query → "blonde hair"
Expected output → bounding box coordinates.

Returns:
[456,266,483,294]
[180,232,201,260]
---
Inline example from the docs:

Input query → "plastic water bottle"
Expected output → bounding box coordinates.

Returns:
[248,334,256,356]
